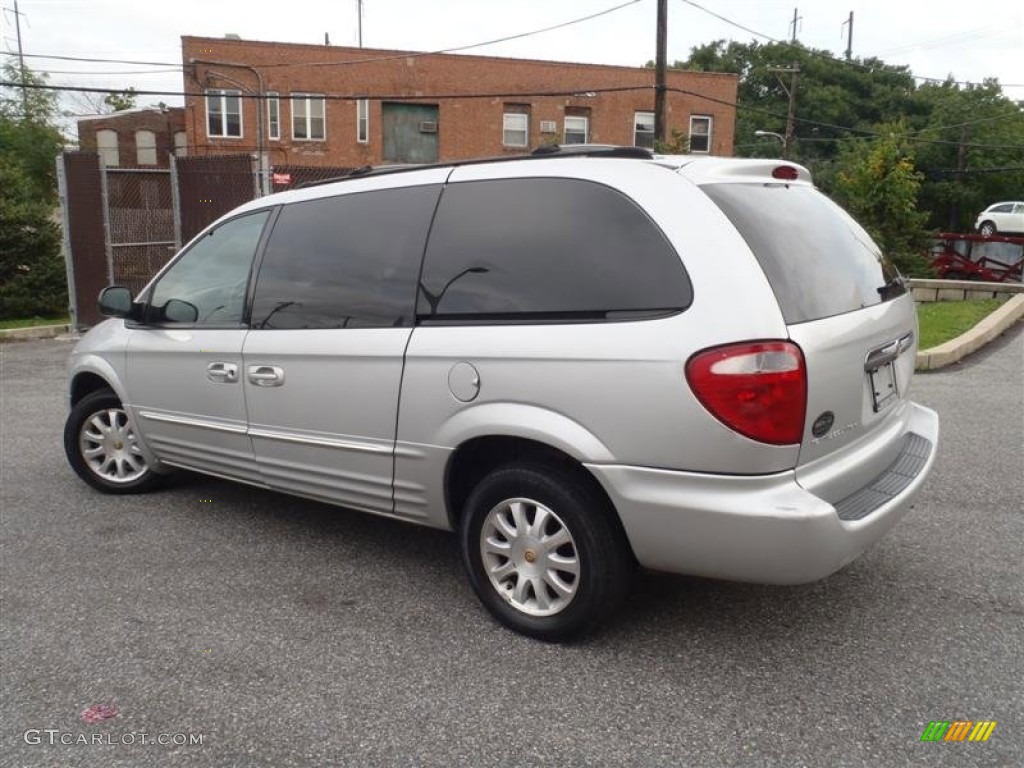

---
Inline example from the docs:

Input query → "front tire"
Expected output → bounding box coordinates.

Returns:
[64,390,163,494]
[979,221,997,236]
[460,462,632,641]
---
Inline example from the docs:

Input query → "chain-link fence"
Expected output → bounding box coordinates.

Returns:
[59,153,353,329]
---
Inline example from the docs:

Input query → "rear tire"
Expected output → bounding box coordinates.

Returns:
[64,390,163,494]
[460,462,632,641]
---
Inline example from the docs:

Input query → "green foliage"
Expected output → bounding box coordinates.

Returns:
[907,81,1024,232]
[676,40,916,162]
[654,127,689,154]
[0,156,67,319]
[0,61,65,204]
[831,123,932,276]
[0,62,68,319]
[673,40,1024,235]
[104,88,138,112]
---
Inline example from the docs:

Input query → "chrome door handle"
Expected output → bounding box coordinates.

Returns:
[248,365,285,387]
[206,362,238,383]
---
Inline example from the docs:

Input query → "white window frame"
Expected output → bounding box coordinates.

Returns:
[96,129,119,167]
[173,131,188,157]
[267,93,280,140]
[292,93,326,141]
[356,98,369,144]
[135,130,157,165]
[633,111,655,148]
[689,115,713,153]
[502,112,529,148]
[206,89,243,138]
[564,115,588,145]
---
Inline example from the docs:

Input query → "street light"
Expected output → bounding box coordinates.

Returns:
[754,130,785,145]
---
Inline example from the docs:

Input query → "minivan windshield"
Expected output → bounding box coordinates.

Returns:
[702,183,905,324]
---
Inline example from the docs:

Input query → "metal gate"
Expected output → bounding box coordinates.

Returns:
[58,152,259,329]
[104,168,176,296]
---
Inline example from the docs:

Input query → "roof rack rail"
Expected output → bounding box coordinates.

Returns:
[530,144,654,159]
[293,144,654,189]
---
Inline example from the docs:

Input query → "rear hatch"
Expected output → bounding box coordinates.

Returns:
[700,179,918,485]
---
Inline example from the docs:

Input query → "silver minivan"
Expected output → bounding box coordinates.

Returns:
[64,146,939,639]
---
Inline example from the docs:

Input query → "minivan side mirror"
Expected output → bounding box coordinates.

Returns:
[98,286,133,318]
[162,298,199,324]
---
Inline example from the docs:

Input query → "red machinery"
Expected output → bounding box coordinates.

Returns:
[927,232,1024,282]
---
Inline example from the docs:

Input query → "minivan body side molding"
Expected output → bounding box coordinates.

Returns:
[247,427,393,454]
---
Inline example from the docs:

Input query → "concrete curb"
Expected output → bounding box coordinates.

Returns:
[0,324,73,343]
[916,294,1024,371]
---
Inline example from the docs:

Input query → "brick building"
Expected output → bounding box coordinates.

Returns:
[181,36,737,174]
[77,107,187,168]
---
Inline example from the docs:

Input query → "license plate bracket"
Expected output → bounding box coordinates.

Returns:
[869,361,899,412]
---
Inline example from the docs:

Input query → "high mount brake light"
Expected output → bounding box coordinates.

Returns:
[772,165,799,181]
[685,341,807,445]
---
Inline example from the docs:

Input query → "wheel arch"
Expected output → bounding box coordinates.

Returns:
[70,370,118,407]
[443,434,633,560]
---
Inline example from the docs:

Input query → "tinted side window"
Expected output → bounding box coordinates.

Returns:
[418,178,691,320]
[149,211,269,326]
[250,185,441,329]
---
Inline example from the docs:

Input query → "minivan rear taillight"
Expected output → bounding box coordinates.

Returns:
[685,342,806,445]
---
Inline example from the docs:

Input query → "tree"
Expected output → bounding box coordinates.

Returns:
[0,62,69,318]
[674,40,917,162]
[906,80,1024,232]
[0,60,66,203]
[71,87,138,116]
[0,155,66,319]
[831,123,931,276]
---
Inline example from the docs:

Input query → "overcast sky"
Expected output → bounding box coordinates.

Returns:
[4,0,1022,119]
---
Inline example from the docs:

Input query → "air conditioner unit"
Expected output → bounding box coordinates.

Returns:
[539,120,557,133]
[418,121,438,134]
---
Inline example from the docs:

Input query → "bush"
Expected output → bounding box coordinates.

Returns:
[0,158,68,320]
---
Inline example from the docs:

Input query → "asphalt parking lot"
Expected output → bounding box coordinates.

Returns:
[1,325,1021,768]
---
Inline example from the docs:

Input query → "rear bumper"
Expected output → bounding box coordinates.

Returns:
[586,402,939,584]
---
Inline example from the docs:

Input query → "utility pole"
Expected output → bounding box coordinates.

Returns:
[842,11,854,60]
[11,0,28,116]
[769,64,800,159]
[952,125,968,230]
[654,0,667,143]
[357,0,363,47]
[789,7,801,44]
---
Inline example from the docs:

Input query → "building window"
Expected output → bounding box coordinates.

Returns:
[634,112,655,149]
[357,98,369,143]
[267,93,280,140]
[689,115,712,153]
[564,115,589,145]
[502,106,529,148]
[174,131,188,157]
[135,130,157,165]
[292,94,326,141]
[206,90,242,138]
[96,129,119,167]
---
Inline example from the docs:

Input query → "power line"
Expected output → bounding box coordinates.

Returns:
[33,68,183,76]
[253,0,645,71]
[673,0,1024,89]
[1,0,644,73]
[7,78,1021,151]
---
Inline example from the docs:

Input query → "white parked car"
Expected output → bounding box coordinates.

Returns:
[974,201,1024,236]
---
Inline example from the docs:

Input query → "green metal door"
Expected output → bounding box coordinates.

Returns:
[382,103,439,164]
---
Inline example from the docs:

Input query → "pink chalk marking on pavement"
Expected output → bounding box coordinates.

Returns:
[81,703,119,723]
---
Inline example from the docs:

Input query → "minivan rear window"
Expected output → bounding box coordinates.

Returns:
[702,183,905,324]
